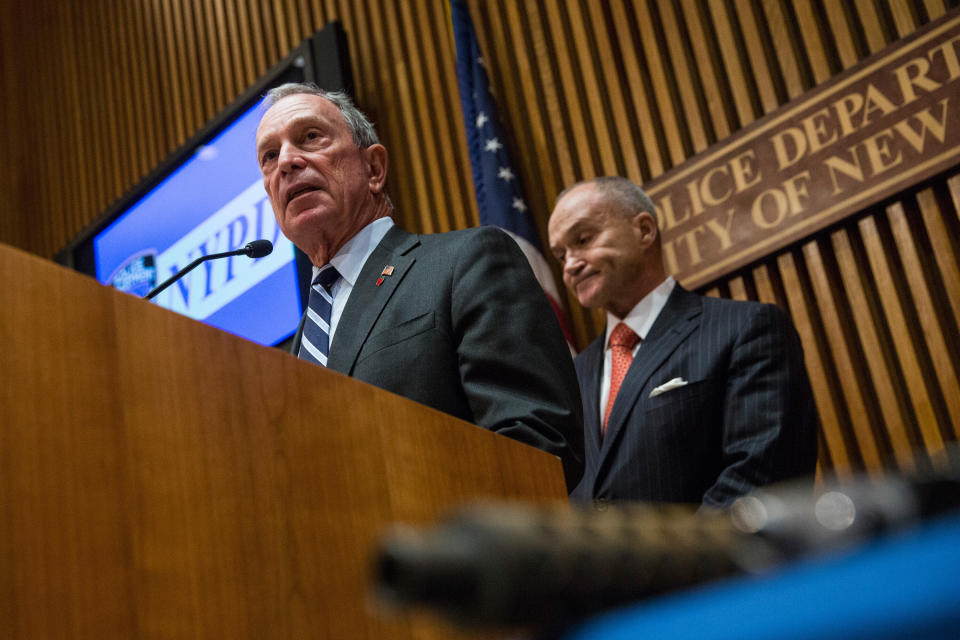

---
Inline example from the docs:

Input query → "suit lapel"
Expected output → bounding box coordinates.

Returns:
[326,226,419,375]
[578,337,605,459]
[599,286,702,463]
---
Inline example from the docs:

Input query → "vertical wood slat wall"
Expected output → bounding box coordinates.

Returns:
[1,0,957,479]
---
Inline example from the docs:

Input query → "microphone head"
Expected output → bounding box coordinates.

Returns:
[244,239,274,258]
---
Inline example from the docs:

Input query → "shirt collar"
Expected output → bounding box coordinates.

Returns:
[311,217,395,286]
[604,276,676,347]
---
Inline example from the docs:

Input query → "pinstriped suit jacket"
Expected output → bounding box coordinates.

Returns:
[570,285,817,507]
[291,225,585,490]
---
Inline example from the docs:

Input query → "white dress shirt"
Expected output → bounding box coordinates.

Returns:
[310,217,394,345]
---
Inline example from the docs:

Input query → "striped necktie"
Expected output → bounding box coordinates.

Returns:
[298,265,341,367]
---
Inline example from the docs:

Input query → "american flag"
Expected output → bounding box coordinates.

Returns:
[450,0,575,350]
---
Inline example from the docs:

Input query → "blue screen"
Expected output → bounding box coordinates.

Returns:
[93,98,302,346]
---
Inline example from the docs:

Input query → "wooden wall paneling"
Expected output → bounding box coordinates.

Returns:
[428,1,474,232]
[888,199,960,438]
[221,1,248,99]
[375,3,438,234]
[544,0,598,180]
[830,226,919,471]
[31,6,54,253]
[792,0,836,83]
[542,0,602,179]
[347,0,411,227]
[607,1,667,178]
[917,186,960,420]
[158,0,188,148]
[193,1,219,120]
[172,0,203,139]
[104,0,129,202]
[563,1,621,176]
[858,213,945,457]
[490,0,561,236]
[708,0,760,127]
[659,0,712,153]
[852,0,893,53]
[236,1,264,87]
[679,0,735,140]
[636,0,690,166]
[727,275,750,300]
[523,3,581,191]
[921,183,960,330]
[580,3,645,180]
[732,0,782,114]
[135,0,167,174]
[751,264,780,306]
[351,0,409,230]
[271,0,295,55]
[66,2,92,231]
[803,237,888,471]
[0,8,16,247]
[822,0,862,69]
[102,0,126,202]
[396,2,453,233]
[85,3,114,225]
[777,250,860,478]
[580,2,642,180]
[500,0,568,202]
[925,0,950,19]
[758,0,810,99]
[255,1,281,70]
[64,1,87,243]
[889,0,924,37]
[115,0,143,185]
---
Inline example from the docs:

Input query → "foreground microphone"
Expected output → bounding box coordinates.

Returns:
[372,466,960,632]
[144,239,273,300]
[373,502,739,631]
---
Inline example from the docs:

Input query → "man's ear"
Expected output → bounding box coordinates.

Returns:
[633,210,659,246]
[365,144,389,194]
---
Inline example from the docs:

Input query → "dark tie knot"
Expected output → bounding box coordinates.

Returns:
[609,322,640,350]
[314,265,341,293]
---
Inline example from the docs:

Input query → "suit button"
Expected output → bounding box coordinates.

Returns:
[594,498,609,511]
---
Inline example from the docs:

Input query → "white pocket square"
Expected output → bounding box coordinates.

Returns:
[649,377,688,398]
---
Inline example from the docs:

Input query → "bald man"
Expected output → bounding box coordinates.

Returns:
[549,176,817,507]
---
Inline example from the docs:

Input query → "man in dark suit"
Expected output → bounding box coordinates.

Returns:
[548,176,816,507]
[255,83,583,489]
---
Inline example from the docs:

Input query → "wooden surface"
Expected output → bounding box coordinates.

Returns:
[0,1,957,494]
[0,242,567,639]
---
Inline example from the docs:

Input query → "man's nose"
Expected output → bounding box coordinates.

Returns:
[563,253,584,276]
[277,144,304,173]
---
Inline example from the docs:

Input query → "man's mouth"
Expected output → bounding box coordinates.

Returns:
[575,272,597,290]
[286,185,321,205]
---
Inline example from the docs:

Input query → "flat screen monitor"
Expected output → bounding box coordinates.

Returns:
[58,23,351,348]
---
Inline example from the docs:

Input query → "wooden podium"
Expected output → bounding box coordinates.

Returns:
[0,243,568,639]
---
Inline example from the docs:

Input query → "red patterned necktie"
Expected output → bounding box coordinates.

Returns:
[603,322,640,434]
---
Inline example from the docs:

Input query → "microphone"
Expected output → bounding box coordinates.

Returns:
[243,239,274,258]
[372,467,960,632]
[144,239,274,300]
[373,502,740,631]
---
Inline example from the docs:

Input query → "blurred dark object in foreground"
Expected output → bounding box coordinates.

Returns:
[372,465,960,632]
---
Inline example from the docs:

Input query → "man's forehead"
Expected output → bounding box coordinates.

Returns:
[257,94,341,138]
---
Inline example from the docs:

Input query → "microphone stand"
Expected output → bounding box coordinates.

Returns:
[144,240,272,300]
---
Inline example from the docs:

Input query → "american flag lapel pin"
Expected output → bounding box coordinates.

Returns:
[376,265,395,287]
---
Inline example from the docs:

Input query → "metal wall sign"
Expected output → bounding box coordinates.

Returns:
[646,9,960,289]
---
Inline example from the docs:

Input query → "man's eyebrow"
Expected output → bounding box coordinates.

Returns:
[256,114,329,149]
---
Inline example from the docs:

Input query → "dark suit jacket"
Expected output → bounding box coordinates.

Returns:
[571,285,817,507]
[292,225,585,489]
